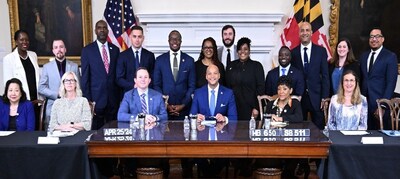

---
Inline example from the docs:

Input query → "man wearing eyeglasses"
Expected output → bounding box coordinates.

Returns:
[38,39,80,130]
[360,28,398,130]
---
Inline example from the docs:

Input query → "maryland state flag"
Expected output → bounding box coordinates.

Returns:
[280,0,332,59]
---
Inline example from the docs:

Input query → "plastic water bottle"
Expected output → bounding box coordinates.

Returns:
[129,115,135,128]
[264,114,271,129]
[138,113,145,129]
[183,116,190,140]
[323,126,329,138]
[249,116,256,137]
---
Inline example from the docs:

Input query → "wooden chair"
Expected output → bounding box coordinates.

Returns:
[376,98,398,130]
[31,99,46,131]
[291,95,302,102]
[257,95,277,129]
[88,101,96,117]
[323,98,331,125]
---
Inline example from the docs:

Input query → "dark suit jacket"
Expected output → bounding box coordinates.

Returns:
[328,61,360,96]
[291,43,329,110]
[0,100,35,131]
[360,47,398,110]
[265,66,305,96]
[116,47,155,92]
[80,41,120,110]
[265,98,303,122]
[153,51,196,107]
[117,88,167,122]
[190,85,237,120]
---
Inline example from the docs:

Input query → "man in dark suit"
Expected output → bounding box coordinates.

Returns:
[80,20,120,178]
[81,20,120,130]
[217,25,238,69]
[153,30,196,120]
[291,22,329,130]
[190,64,237,177]
[360,28,398,130]
[265,46,304,96]
[116,26,155,93]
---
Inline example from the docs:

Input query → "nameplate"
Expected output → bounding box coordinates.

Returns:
[251,129,310,137]
[361,137,383,144]
[38,136,60,144]
[251,137,310,142]
[103,128,133,136]
[104,136,134,141]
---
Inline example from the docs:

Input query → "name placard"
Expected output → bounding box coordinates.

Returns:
[251,129,310,137]
[251,137,310,142]
[103,128,133,136]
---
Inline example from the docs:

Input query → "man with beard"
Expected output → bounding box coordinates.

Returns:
[217,25,238,69]
[39,39,79,130]
[265,46,304,96]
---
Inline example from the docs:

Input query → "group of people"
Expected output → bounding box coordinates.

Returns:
[1,19,398,178]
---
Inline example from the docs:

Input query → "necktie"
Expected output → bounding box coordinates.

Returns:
[210,89,216,115]
[173,52,178,81]
[281,68,286,76]
[227,49,231,67]
[135,50,140,68]
[209,126,216,141]
[303,47,309,74]
[102,44,109,74]
[368,52,376,73]
[140,93,147,114]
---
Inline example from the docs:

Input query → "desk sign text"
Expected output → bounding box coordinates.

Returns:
[103,128,133,136]
[251,129,310,137]
[251,137,310,142]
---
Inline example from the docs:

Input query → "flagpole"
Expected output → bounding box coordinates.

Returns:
[120,0,126,50]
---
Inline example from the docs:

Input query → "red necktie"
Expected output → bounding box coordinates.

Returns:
[102,44,109,73]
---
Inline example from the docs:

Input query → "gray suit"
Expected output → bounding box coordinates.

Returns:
[217,46,238,69]
[38,59,80,124]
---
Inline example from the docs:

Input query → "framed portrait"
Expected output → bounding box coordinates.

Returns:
[7,0,92,65]
[329,0,400,61]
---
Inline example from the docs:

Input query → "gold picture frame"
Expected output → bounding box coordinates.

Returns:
[328,0,339,56]
[7,0,92,66]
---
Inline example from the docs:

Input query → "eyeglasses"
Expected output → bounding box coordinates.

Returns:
[343,79,356,83]
[63,79,76,84]
[369,35,383,39]
[202,46,214,50]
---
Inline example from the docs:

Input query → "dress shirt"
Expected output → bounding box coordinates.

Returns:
[169,50,181,73]
[300,43,312,66]
[96,40,110,64]
[221,46,234,69]
[279,64,291,76]
[367,46,383,72]
[208,84,219,113]
[132,47,142,63]
[138,89,149,113]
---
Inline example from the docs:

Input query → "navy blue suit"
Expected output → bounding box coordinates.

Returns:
[360,47,398,129]
[190,85,237,121]
[265,66,305,96]
[81,41,120,129]
[116,47,155,92]
[153,51,196,119]
[291,43,329,129]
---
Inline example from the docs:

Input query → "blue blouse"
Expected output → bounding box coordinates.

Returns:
[327,95,368,130]
[331,67,343,94]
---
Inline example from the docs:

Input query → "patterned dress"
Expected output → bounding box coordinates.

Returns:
[49,97,92,131]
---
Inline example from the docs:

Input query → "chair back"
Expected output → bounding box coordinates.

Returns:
[257,95,277,129]
[322,98,331,125]
[291,95,302,102]
[390,98,400,130]
[376,98,397,130]
[89,101,96,117]
[31,99,46,131]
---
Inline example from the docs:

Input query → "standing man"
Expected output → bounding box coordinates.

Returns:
[217,25,238,69]
[153,30,196,120]
[265,46,304,96]
[81,20,120,130]
[291,22,329,130]
[39,39,79,130]
[190,64,237,177]
[116,26,155,93]
[360,28,398,130]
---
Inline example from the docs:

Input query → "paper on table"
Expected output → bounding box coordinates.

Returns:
[201,120,216,126]
[0,131,15,136]
[38,136,60,144]
[341,130,370,135]
[361,137,384,144]
[48,130,79,137]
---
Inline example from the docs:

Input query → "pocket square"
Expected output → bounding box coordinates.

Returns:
[220,104,226,107]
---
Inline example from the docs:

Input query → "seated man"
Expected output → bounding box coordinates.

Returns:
[190,64,237,177]
[117,67,168,177]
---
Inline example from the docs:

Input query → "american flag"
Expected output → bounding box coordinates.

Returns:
[104,0,136,51]
[280,0,332,60]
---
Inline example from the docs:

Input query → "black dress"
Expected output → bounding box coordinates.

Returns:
[20,56,38,100]
[194,60,225,88]
[225,59,265,120]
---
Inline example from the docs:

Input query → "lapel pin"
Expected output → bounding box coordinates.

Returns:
[182,59,185,62]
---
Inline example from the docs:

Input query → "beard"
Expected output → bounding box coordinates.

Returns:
[223,38,234,47]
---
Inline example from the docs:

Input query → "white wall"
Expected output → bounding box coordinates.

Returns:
[0,0,332,94]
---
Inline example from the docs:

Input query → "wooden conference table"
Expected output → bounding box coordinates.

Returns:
[87,120,331,159]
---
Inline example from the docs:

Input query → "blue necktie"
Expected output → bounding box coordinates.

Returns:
[135,50,140,68]
[281,68,286,76]
[209,126,216,140]
[303,47,309,74]
[140,93,147,114]
[210,90,216,115]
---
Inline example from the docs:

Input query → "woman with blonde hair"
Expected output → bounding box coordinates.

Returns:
[48,71,92,131]
[327,70,368,130]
